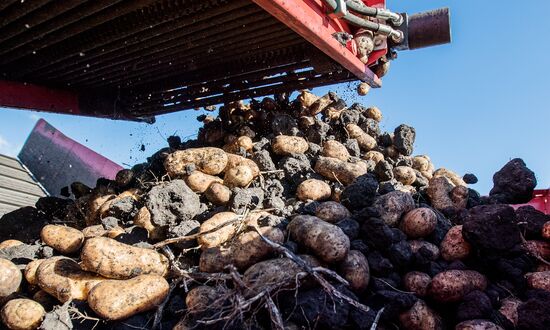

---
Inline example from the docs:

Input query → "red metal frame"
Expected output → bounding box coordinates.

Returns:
[511,190,550,215]
[252,0,382,87]
[0,80,80,114]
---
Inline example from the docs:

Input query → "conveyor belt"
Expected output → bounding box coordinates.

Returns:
[0,0,356,119]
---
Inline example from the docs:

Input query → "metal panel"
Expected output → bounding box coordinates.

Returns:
[18,119,123,197]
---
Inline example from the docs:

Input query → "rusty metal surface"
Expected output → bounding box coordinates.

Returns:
[0,0,359,118]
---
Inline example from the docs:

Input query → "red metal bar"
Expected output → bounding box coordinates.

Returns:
[252,0,382,87]
[511,190,550,215]
[0,80,80,114]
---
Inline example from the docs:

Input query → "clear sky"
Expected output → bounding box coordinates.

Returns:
[1,0,549,195]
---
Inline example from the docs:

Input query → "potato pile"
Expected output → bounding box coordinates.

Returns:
[0,90,547,330]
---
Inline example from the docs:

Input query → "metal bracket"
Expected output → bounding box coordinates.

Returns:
[328,0,348,18]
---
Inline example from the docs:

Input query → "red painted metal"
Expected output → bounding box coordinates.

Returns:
[0,80,80,114]
[252,0,382,87]
[511,190,550,215]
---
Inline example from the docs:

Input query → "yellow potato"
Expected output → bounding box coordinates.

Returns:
[307,93,332,115]
[365,106,382,122]
[314,157,368,185]
[164,147,228,176]
[393,166,417,186]
[86,193,116,226]
[82,225,108,238]
[36,257,105,302]
[412,155,432,172]
[288,215,350,263]
[40,225,84,254]
[185,286,229,314]
[80,237,169,279]
[197,212,239,249]
[133,207,164,240]
[298,90,319,109]
[272,135,309,156]
[433,168,466,187]
[185,170,223,193]
[1,299,45,330]
[440,225,471,261]
[315,201,350,223]
[296,179,331,201]
[225,154,260,177]
[346,124,376,151]
[0,259,21,301]
[204,182,232,206]
[223,136,253,153]
[427,176,468,212]
[322,140,350,162]
[24,259,45,286]
[357,82,370,96]
[363,151,384,164]
[88,275,169,321]
[224,165,254,188]
[0,240,23,250]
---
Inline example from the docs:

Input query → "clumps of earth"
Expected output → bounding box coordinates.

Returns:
[0,90,548,330]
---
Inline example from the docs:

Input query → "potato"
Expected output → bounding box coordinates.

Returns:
[400,208,437,238]
[82,225,108,238]
[409,240,440,260]
[394,166,417,186]
[314,157,368,185]
[363,151,384,164]
[346,124,376,151]
[86,193,115,226]
[224,165,254,188]
[204,182,232,206]
[365,106,382,122]
[322,140,350,162]
[296,179,331,201]
[427,176,468,212]
[543,221,550,240]
[537,263,550,272]
[0,259,21,301]
[133,207,164,240]
[315,201,350,223]
[325,106,344,120]
[429,270,487,302]
[225,153,260,177]
[0,240,23,250]
[455,320,503,330]
[40,225,84,254]
[272,135,309,156]
[524,240,550,259]
[433,168,466,187]
[338,250,369,292]
[308,93,332,115]
[88,275,169,321]
[403,272,431,297]
[526,271,550,291]
[80,237,169,279]
[198,212,239,249]
[36,257,105,302]
[298,90,319,109]
[24,259,45,286]
[499,297,521,326]
[440,225,471,261]
[288,215,350,263]
[399,300,442,330]
[357,82,370,96]
[223,136,253,153]
[1,299,45,330]
[412,155,433,172]
[243,255,321,290]
[184,170,223,193]
[230,226,284,270]
[185,285,229,314]
[165,147,228,176]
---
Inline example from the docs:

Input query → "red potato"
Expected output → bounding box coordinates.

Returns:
[399,300,442,330]
[543,221,550,239]
[409,240,440,260]
[429,270,487,302]
[338,250,370,292]
[440,225,471,261]
[525,271,550,291]
[454,320,503,330]
[499,297,521,326]
[400,208,437,239]
[315,201,350,223]
[403,271,432,297]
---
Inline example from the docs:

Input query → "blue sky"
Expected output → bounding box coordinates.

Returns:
[1,0,549,194]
